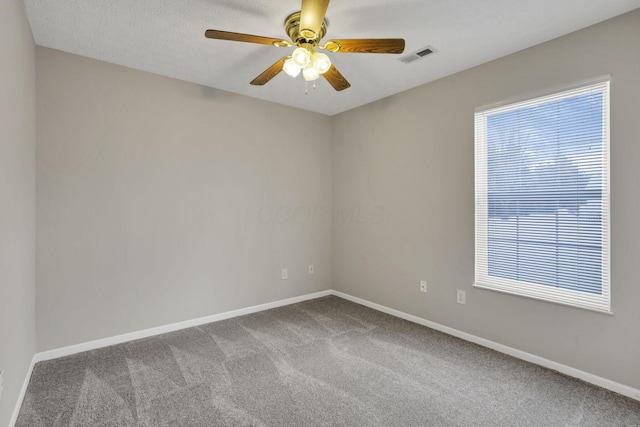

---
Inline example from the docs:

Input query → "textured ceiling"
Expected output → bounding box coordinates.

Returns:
[24,0,640,115]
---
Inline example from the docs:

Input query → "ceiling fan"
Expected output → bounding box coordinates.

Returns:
[204,0,405,91]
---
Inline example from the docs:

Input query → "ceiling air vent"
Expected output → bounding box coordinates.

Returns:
[400,46,437,64]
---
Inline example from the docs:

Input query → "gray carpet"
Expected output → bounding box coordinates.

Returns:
[15,296,640,426]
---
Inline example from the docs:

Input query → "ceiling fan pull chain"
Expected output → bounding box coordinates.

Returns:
[305,80,308,95]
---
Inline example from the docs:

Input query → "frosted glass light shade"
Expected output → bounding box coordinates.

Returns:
[283,58,301,78]
[302,65,320,81]
[311,52,331,74]
[291,47,311,67]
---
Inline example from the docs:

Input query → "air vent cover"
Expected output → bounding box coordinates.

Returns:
[400,46,437,64]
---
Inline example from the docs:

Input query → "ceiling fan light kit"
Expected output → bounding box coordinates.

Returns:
[285,46,331,81]
[204,0,405,91]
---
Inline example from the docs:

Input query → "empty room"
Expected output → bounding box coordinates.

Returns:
[2,0,640,425]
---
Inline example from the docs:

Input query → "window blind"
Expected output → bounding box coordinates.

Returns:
[474,80,610,313]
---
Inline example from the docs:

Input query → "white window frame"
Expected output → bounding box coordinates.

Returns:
[474,79,611,313]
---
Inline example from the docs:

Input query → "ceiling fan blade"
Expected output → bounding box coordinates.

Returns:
[300,0,330,38]
[205,30,290,47]
[322,64,351,91]
[324,38,405,54]
[250,56,289,86]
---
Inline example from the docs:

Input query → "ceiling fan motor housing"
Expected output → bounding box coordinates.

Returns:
[285,12,327,46]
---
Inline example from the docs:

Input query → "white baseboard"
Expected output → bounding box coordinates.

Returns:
[13,287,639,425]
[34,290,332,363]
[332,290,640,402]
[9,354,37,427]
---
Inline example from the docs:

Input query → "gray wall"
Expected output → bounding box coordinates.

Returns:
[36,48,333,351]
[332,9,640,390]
[0,0,37,425]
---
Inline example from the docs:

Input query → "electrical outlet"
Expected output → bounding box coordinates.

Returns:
[0,369,4,401]
[457,290,466,304]
[308,265,314,275]
[281,268,288,280]
[420,280,427,293]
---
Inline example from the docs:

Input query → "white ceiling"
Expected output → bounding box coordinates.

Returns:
[24,0,640,116]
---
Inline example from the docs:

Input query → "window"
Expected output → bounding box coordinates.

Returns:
[474,80,610,313]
